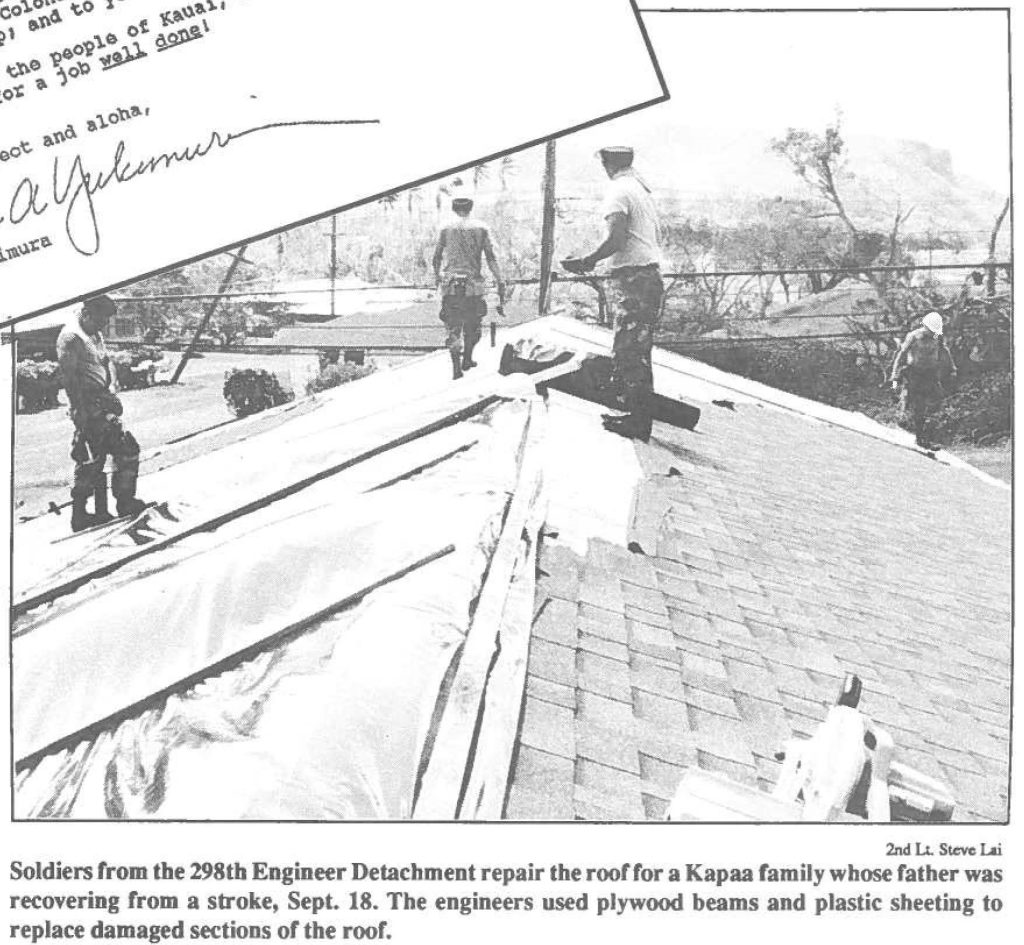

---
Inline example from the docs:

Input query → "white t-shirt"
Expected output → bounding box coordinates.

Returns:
[600,169,663,269]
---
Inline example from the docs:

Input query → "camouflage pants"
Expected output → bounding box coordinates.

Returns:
[898,369,943,441]
[440,295,486,357]
[609,265,663,419]
[70,413,141,501]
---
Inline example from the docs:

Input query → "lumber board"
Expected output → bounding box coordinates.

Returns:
[460,491,545,820]
[667,769,803,822]
[15,358,583,618]
[13,400,497,617]
[412,399,547,819]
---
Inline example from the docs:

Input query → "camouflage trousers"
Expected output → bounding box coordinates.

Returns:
[898,368,943,441]
[608,264,663,420]
[70,412,141,501]
[440,294,486,358]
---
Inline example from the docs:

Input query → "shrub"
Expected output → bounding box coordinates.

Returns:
[110,346,166,390]
[223,368,294,418]
[930,371,1012,444]
[689,341,876,407]
[687,341,1011,445]
[16,360,61,413]
[305,361,375,396]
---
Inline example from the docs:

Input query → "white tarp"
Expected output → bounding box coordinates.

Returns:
[15,402,531,819]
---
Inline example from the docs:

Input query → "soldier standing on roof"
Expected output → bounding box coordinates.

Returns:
[889,311,957,451]
[57,296,149,532]
[563,146,664,441]
[432,196,505,380]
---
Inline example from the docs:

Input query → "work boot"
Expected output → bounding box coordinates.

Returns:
[116,496,150,518]
[461,345,478,372]
[71,496,96,533]
[92,475,116,526]
[450,351,464,380]
[602,414,652,443]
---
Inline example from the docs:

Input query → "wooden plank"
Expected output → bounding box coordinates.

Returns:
[668,770,803,822]
[13,399,497,617]
[15,358,583,618]
[413,400,546,819]
[459,421,547,819]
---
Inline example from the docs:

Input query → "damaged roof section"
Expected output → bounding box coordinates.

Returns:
[11,316,1011,822]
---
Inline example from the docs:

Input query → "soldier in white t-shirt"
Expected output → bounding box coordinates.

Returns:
[564,146,664,441]
[432,197,505,379]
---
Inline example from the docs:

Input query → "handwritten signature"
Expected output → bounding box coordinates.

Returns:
[0,119,380,256]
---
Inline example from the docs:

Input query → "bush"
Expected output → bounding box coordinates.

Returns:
[111,346,166,390]
[16,360,61,413]
[223,368,294,418]
[930,371,1012,444]
[689,341,877,407]
[688,341,1011,445]
[305,361,375,396]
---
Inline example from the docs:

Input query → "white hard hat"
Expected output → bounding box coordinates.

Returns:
[922,311,944,335]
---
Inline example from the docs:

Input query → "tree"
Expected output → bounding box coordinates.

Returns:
[498,156,517,191]
[472,162,490,191]
[771,121,918,366]
[771,122,914,301]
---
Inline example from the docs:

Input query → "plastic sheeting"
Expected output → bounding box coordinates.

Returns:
[15,401,531,819]
[13,361,515,602]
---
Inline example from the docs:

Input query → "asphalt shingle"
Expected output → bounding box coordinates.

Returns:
[508,369,1010,822]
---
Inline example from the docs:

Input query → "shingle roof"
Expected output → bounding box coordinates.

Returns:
[12,315,1010,822]
[506,348,1011,822]
[265,300,537,351]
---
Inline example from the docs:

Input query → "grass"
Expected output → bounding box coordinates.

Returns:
[947,439,1011,483]
[14,352,319,517]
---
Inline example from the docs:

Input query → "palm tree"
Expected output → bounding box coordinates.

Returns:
[472,163,490,192]
[498,156,517,192]
[406,186,423,218]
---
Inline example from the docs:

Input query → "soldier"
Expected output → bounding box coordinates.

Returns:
[564,146,664,441]
[432,196,505,379]
[890,311,957,450]
[57,295,149,532]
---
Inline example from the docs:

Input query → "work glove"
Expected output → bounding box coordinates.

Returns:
[562,256,594,275]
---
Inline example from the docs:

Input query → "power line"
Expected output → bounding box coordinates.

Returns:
[108,259,1011,303]
[660,330,905,347]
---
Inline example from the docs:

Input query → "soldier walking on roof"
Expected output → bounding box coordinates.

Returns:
[57,296,149,532]
[433,196,505,380]
[890,311,957,451]
[564,146,664,442]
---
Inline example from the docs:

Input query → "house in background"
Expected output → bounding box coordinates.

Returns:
[104,311,145,345]
[4,309,72,361]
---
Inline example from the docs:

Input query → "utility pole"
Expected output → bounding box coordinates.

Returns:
[987,198,1009,296]
[329,215,339,319]
[538,139,557,316]
[170,245,250,384]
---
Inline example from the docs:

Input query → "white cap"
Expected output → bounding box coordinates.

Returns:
[923,311,944,335]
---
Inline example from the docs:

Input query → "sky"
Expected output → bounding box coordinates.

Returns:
[637,10,1010,191]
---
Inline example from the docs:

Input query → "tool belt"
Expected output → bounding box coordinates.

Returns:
[610,262,660,277]
[70,387,124,427]
[446,274,470,298]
